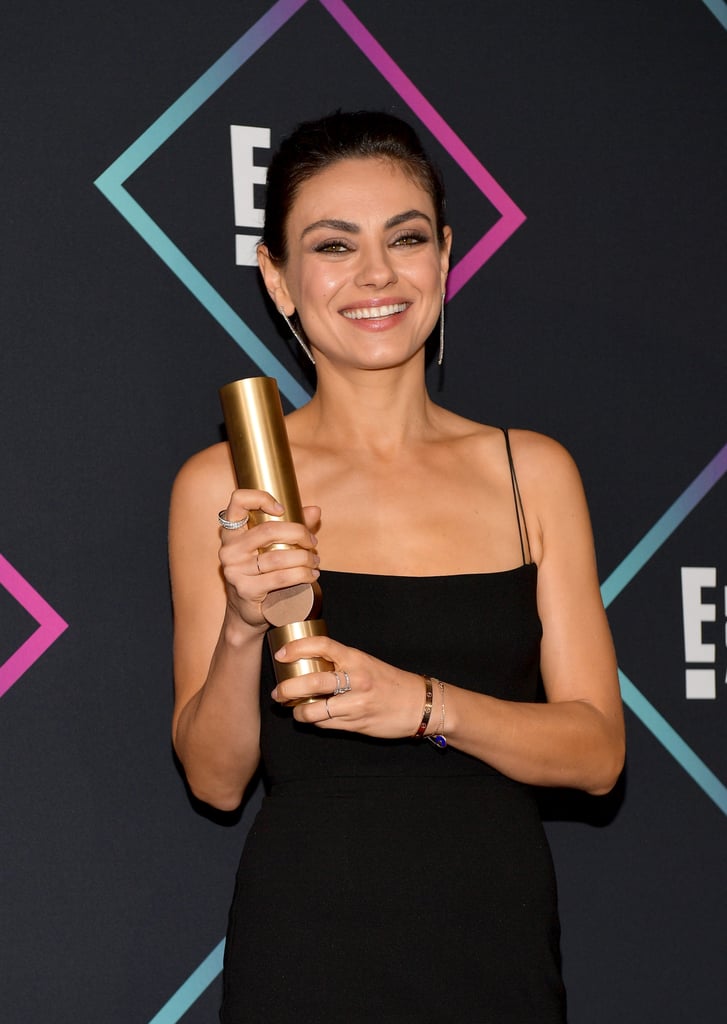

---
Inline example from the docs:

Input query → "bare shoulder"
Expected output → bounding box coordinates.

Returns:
[169,442,236,587]
[438,415,585,493]
[505,428,584,493]
[500,430,591,563]
[432,410,573,476]
[171,441,236,511]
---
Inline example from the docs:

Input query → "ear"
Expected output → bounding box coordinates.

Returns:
[257,244,294,315]
[439,226,453,293]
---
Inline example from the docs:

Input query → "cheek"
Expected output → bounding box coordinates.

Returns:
[304,269,344,307]
[416,259,446,295]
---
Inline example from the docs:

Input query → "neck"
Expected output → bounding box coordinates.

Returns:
[291,356,438,455]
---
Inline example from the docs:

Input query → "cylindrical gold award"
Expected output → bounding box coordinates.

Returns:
[219,377,333,700]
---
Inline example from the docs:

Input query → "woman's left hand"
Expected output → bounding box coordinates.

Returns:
[271,636,426,739]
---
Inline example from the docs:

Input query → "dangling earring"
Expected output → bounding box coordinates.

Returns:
[437,292,446,366]
[279,308,315,365]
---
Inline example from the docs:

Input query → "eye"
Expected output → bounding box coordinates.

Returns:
[312,238,352,254]
[391,230,429,247]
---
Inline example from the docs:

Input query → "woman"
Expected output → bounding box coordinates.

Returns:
[169,111,624,1021]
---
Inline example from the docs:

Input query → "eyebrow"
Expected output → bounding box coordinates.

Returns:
[300,209,433,240]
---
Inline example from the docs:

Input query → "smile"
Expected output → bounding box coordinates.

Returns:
[341,303,408,320]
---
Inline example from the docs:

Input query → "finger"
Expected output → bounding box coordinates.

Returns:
[219,530,317,585]
[295,694,344,728]
[224,489,284,520]
[223,554,319,600]
[248,564,321,596]
[220,544,320,610]
[271,671,337,705]
[219,523,317,572]
[256,546,320,576]
[292,689,361,729]
[218,492,283,539]
[247,519,319,552]
[273,635,344,665]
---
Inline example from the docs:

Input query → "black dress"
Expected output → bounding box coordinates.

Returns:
[221,440,566,1022]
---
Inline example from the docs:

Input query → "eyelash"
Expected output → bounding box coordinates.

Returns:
[313,239,352,253]
[392,230,429,247]
[312,230,430,254]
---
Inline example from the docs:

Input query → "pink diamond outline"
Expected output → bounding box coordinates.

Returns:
[320,0,526,299]
[0,553,68,699]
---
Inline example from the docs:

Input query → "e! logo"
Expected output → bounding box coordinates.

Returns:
[681,567,724,699]
[230,125,271,266]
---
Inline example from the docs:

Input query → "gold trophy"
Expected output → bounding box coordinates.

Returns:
[219,376,333,702]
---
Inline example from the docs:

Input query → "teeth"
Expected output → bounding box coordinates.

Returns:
[342,303,407,320]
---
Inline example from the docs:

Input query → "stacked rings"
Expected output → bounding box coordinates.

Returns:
[218,511,249,530]
[332,671,351,696]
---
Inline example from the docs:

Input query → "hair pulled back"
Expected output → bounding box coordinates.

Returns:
[261,110,447,264]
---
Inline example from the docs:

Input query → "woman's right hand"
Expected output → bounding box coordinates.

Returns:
[217,489,321,631]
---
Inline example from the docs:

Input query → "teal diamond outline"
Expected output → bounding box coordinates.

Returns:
[95,0,311,408]
[601,442,727,815]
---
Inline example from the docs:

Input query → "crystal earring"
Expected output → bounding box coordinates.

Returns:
[279,308,315,365]
[437,292,446,366]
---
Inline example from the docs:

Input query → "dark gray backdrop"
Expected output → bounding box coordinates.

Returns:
[2,2,725,1021]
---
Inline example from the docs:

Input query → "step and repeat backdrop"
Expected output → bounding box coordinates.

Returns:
[2,2,725,1021]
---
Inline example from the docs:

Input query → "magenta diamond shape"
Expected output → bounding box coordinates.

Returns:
[0,554,68,699]
[319,0,526,298]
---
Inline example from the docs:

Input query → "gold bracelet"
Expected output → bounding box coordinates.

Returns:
[413,675,434,738]
[427,678,448,749]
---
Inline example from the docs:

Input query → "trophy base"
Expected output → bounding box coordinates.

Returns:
[267,619,334,704]
[261,579,322,626]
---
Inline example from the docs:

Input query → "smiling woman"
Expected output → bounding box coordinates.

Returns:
[168,111,624,1022]
[258,155,450,371]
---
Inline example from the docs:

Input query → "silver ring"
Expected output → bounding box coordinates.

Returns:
[332,670,351,696]
[218,510,249,530]
[325,698,333,720]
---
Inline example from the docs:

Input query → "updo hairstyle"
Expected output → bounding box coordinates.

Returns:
[261,110,447,264]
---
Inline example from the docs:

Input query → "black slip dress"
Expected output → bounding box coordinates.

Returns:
[221,429,566,1023]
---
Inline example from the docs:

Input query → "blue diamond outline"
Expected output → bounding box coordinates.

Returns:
[601,442,727,816]
[146,939,224,1024]
[701,0,727,31]
[94,0,311,408]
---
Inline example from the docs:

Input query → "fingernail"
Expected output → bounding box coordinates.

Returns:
[270,687,278,700]
[312,569,320,578]
[274,646,286,659]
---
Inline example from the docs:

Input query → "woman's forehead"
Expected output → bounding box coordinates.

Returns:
[289,157,435,224]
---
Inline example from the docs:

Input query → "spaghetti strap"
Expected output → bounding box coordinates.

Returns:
[501,428,532,565]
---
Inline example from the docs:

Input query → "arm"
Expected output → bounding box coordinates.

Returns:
[169,445,320,810]
[271,434,624,796]
[439,433,624,794]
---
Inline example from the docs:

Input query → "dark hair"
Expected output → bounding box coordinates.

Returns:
[261,110,447,263]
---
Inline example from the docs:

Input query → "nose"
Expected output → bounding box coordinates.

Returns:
[353,243,397,289]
